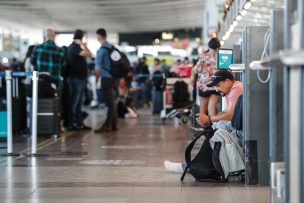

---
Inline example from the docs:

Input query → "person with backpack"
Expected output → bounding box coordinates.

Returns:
[164,70,243,180]
[94,28,119,133]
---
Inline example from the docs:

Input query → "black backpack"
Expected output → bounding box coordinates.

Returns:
[181,127,226,182]
[102,46,131,79]
[27,74,57,98]
[172,80,190,108]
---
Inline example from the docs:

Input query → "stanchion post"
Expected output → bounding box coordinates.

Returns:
[5,70,13,155]
[31,71,38,155]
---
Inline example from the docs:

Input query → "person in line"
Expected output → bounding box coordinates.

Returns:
[31,27,66,90]
[66,29,92,131]
[23,45,35,96]
[135,57,150,106]
[94,28,119,133]
[194,38,222,120]
[164,69,243,173]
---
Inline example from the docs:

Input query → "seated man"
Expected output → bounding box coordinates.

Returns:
[164,69,243,173]
[196,69,243,127]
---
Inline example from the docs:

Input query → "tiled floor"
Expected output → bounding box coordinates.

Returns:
[0,107,269,203]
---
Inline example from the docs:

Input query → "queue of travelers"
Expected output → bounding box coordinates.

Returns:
[2,31,240,143]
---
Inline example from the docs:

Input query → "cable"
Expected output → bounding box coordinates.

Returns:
[257,29,272,84]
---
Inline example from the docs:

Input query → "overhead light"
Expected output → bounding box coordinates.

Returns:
[241,10,247,16]
[2,58,8,64]
[236,15,242,21]
[161,32,173,40]
[220,41,225,46]
[228,25,234,33]
[244,2,252,10]
[233,21,238,27]
[154,38,160,44]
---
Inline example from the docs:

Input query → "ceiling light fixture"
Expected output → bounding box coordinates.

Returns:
[241,10,247,16]
[236,15,242,21]
[244,2,252,10]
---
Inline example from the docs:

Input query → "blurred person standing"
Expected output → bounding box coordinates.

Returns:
[135,57,149,105]
[169,59,181,77]
[194,37,221,118]
[150,58,162,73]
[23,45,35,96]
[94,28,119,133]
[31,28,65,89]
[66,29,92,131]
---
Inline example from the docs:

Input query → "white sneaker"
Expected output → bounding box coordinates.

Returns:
[164,160,184,173]
[90,100,99,108]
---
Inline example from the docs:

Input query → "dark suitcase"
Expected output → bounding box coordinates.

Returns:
[37,98,60,135]
[12,78,27,134]
[28,97,60,135]
[151,89,163,114]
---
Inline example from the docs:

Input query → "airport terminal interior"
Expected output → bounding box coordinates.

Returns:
[0,0,303,202]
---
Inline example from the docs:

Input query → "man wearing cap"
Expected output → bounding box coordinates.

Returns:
[164,69,243,174]
[196,69,243,126]
[66,29,92,131]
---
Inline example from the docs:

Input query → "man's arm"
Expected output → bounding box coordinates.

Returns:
[30,46,37,68]
[95,49,102,82]
[196,108,234,126]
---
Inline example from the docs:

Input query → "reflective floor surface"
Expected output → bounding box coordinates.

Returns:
[0,107,269,203]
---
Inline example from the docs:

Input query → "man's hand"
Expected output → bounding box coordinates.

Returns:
[196,113,209,126]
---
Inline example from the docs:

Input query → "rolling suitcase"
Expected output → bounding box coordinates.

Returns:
[37,97,60,135]
[28,97,60,136]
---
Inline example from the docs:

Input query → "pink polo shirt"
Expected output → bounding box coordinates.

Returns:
[225,81,243,112]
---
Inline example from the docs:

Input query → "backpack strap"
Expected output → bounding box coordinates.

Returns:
[101,46,114,72]
[101,45,113,53]
[180,127,214,181]
[212,142,225,180]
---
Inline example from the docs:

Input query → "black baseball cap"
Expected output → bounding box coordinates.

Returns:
[207,69,234,87]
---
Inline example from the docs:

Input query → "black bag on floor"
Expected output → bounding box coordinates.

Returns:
[181,128,226,182]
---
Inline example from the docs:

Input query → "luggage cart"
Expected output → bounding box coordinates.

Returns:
[160,77,192,124]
